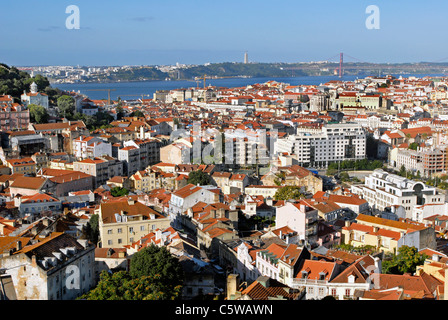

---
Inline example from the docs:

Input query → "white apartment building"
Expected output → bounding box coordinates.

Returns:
[224,129,270,166]
[73,136,112,159]
[168,184,220,228]
[275,123,366,167]
[123,139,160,172]
[351,169,445,219]
[275,201,319,245]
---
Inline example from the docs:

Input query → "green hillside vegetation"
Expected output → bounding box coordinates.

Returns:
[97,66,167,82]
[0,63,63,104]
[177,62,307,79]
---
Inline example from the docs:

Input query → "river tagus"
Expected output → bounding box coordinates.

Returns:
[52,74,444,101]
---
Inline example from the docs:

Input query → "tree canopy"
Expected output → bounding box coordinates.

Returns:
[79,270,182,300]
[28,104,49,124]
[110,187,129,197]
[82,214,99,245]
[130,110,145,118]
[381,246,428,275]
[57,95,76,119]
[273,186,305,201]
[129,245,184,289]
[187,170,211,186]
[0,64,50,100]
[80,245,184,300]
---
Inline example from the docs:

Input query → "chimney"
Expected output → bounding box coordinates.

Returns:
[432,254,440,262]
[31,255,37,267]
[374,257,382,273]
[345,220,351,228]
[16,240,22,251]
[155,229,162,241]
[257,276,270,288]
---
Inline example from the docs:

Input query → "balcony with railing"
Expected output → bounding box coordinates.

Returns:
[291,277,327,289]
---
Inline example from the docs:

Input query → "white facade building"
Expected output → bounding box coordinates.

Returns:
[20,82,49,109]
[73,136,112,159]
[351,169,446,220]
[275,123,366,167]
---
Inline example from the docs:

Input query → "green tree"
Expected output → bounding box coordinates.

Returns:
[44,86,64,106]
[28,104,49,124]
[130,245,184,290]
[24,74,50,92]
[110,187,129,197]
[416,170,421,180]
[339,171,350,182]
[398,165,406,177]
[382,246,428,275]
[79,270,182,300]
[130,110,145,118]
[83,214,100,245]
[187,170,211,186]
[408,142,419,150]
[95,110,114,127]
[273,186,304,201]
[57,95,76,119]
[116,105,125,120]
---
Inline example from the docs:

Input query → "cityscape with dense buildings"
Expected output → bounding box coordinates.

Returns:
[2,61,448,303]
[3,2,448,312]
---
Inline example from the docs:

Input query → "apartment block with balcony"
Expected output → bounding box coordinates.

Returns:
[0,98,30,132]
[123,138,160,172]
[275,123,366,168]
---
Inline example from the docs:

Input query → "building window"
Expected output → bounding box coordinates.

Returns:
[345,289,351,297]
[331,288,337,296]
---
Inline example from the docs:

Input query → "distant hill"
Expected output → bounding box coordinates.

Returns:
[96,66,167,82]
[89,61,448,83]
[175,62,308,79]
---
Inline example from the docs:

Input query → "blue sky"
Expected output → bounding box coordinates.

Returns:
[1,0,448,66]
